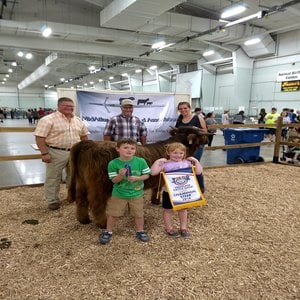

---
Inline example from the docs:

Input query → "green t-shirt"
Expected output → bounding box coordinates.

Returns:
[108,156,151,198]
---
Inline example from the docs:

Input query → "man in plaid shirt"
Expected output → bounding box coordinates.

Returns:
[103,99,147,145]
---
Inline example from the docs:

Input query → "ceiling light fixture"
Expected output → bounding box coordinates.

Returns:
[224,11,266,28]
[149,65,157,70]
[25,53,33,59]
[221,4,246,19]
[41,25,52,37]
[135,69,142,73]
[17,51,24,57]
[11,62,17,66]
[203,50,215,57]
[152,42,175,52]
[152,41,166,49]
[244,37,261,46]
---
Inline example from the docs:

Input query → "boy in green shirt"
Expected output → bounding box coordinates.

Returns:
[99,139,151,245]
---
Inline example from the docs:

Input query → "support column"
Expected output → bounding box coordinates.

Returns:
[232,48,254,113]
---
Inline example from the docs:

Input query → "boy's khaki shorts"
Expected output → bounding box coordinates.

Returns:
[106,196,144,218]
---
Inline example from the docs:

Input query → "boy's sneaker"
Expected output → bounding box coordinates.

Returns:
[136,231,150,242]
[165,229,180,238]
[180,229,191,238]
[99,231,112,245]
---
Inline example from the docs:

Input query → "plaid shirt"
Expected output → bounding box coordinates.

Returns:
[103,114,147,142]
[34,111,89,148]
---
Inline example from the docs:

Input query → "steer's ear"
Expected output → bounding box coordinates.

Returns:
[169,127,178,136]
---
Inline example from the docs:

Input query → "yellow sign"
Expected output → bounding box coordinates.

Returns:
[281,80,300,92]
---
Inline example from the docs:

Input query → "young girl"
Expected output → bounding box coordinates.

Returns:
[151,142,203,238]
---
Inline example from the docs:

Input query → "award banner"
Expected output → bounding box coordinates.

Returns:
[162,167,206,211]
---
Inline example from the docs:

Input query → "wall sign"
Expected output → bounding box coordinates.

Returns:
[281,80,300,92]
[277,69,300,82]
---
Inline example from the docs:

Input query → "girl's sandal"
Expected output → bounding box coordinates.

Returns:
[165,229,180,238]
[180,229,191,238]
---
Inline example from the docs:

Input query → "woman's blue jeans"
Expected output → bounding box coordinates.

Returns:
[193,145,205,193]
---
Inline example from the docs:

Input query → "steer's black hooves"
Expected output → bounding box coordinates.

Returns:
[78,218,91,224]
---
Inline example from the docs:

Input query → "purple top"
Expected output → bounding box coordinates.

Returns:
[163,160,191,172]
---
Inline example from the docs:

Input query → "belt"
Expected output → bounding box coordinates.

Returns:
[49,146,71,151]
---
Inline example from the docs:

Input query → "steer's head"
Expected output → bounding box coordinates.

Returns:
[169,126,209,149]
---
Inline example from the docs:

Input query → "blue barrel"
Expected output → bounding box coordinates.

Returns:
[223,128,266,164]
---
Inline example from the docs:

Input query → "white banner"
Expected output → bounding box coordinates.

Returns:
[76,91,178,143]
[163,167,201,204]
[162,167,206,210]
